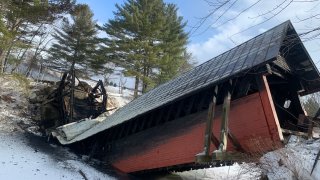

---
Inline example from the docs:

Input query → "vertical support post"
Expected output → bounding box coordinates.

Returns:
[57,72,67,126]
[219,79,232,151]
[69,61,76,124]
[195,86,218,162]
[204,86,218,155]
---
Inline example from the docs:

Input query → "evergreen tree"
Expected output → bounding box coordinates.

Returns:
[0,0,75,73]
[100,0,188,97]
[48,4,100,74]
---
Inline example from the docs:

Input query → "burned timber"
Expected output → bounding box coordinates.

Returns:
[48,20,320,174]
[40,71,107,130]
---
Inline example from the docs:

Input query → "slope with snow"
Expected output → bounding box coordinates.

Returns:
[0,75,116,180]
[0,133,115,180]
[174,136,320,180]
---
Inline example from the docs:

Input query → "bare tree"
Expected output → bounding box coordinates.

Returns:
[192,0,320,42]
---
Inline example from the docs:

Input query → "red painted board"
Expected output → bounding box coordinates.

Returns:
[109,91,283,173]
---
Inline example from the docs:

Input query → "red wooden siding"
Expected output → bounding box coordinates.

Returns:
[110,84,283,173]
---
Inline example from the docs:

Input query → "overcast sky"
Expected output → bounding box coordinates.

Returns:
[77,0,320,87]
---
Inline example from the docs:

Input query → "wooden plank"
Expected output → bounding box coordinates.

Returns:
[204,86,218,155]
[256,75,284,142]
[281,128,308,138]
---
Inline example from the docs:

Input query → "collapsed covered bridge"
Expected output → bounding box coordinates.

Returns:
[53,20,320,174]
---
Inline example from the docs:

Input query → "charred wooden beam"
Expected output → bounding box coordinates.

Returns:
[69,62,76,123]
[234,76,252,98]
[57,72,68,124]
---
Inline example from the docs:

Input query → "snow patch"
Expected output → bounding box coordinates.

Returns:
[0,133,115,180]
[174,163,261,180]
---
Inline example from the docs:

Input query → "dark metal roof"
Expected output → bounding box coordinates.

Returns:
[102,21,289,126]
[59,20,320,144]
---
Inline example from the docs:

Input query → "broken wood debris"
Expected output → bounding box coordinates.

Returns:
[39,71,107,130]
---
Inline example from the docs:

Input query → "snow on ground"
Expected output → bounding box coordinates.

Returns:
[0,75,116,180]
[0,133,115,180]
[174,136,320,180]
[105,85,133,110]
[80,78,134,114]
[174,163,261,180]
[260,136,320,180]
[3,75,320,180]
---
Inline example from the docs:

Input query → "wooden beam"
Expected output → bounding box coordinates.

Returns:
[204,86,218,155]
[124,121,133,137]
[163,104,174,123]
[117,124,126,139]
[109,126,119,141]
[256,75,284,141]
[185,95,196,115]
[219,80,232,151]
[174,100,184,119]
[105,128,114,141]
[155,108,164,125]
[139,116,147,131]
[210,132,220,148]
[131,119,139,134]
[146,113,153,129]
[281,128,308,138]
[195,86,218,162]
[228,130,245,152]
[196,91,207,112]
[235,76,252,98]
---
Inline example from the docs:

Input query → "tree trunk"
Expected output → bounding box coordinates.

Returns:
[134,75,140,98]
[2,40,15,73]
[142,66,150,93]
[0,49,4,74]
